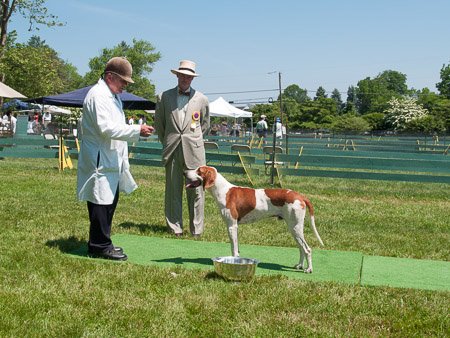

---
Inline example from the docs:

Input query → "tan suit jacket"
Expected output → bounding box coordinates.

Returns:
[154,87,210,168]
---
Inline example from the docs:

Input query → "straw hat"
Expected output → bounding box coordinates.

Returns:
[171,60,200,77]
[221,121,227,125]
[104,57,134,83]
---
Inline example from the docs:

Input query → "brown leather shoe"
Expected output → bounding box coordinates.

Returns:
[175,233,183,238]
[192,234,200,239]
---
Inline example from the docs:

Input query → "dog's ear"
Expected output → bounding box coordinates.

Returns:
[201,167,216,190]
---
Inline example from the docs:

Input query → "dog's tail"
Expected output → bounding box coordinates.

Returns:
[304,198,324,246]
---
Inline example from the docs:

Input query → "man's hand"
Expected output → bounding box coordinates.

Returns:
[140,125,154,137]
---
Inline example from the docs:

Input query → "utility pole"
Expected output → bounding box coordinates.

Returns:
[278,72,283,124]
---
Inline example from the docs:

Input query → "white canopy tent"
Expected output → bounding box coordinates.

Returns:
[31,104,71,115]
[209,97,253,134]
[0,82,26,99]
[209,97,252,118]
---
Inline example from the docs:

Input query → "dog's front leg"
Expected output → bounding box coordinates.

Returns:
[226,220,239,257]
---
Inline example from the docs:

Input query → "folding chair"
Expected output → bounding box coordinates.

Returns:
[263,145,283,174]
[204,141,219,153]
[230,144,251,154]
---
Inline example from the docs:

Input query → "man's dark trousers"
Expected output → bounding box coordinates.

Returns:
[87,187,119,253]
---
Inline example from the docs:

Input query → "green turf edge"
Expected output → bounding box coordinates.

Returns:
[67,234,363,284]
[360,255,450,291]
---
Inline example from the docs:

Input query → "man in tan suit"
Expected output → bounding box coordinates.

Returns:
[154,60,210,238]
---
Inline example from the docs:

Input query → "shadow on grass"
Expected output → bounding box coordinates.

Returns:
[153,256,213,266]
[46,236,86,253]
[119,222,167,235]
[152,256,297,273]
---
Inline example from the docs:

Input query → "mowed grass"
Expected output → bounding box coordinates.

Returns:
[0,157,449,337]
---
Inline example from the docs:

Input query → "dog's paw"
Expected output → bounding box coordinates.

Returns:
[303,267,313,274]
[293,264,303,270]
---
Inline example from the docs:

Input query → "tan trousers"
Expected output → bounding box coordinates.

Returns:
[164,146,204,235]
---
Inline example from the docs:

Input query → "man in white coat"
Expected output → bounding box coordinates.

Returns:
[77,57,154,261]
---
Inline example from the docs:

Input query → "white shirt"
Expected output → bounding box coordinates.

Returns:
[177,86,191,123]
[43,112,52,121]
[10,116,17,134]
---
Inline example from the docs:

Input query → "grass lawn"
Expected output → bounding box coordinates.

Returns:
[0,157,449,337]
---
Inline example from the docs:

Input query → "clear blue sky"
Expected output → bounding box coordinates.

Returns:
[9,0,450,105]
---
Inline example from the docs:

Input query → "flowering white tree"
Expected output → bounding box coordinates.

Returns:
[384,97,428,130]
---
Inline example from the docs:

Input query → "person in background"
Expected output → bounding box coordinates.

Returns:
[128,115,135,125]
[77,56,154,261]
[275,117,283,145]
[154,60,209,238]
[256,114,268,143]
[42,109,52,129]
[229,123,240,137]
[6,111,16,135]
[138,115,144,125]
[210,125,218,135]
[32,112,40,134]
[220,120,227,136]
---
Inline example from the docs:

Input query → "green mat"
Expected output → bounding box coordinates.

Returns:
[68,234,363,284]
[68,234,450,291]
[361,255,450,291]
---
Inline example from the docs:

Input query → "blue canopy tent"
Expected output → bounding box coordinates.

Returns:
[26,85,155,110]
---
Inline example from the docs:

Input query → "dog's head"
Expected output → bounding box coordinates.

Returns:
[184,166,217,190]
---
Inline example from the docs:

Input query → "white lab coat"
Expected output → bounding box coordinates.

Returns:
[77,79,141,205]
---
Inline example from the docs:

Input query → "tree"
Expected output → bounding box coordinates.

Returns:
[81,39,161,100]
[362,113,386,130]
[250,103,279,128]
[404,115,445,133]
[384,97,428,130]
[314,86,327,101]
[417,87,450,131]
[346,85,356,104]
[436,61,450,99]
[0,0,64,53]
[289,97,338,130]
[0,1,64,105]
[331,88,343,114]
[356,70,408,115]
[0,34,82,97]
[0,40,64,97]
[331,114,370,134]
[282,84,310,103]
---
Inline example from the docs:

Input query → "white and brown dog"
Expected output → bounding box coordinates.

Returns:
[184,166,324,273]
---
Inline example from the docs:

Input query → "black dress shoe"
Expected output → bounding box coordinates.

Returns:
[89,249,128,261]
[88,247,123,254]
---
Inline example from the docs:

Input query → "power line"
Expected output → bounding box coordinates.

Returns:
[204,88,279,95]
[205,87,442,97]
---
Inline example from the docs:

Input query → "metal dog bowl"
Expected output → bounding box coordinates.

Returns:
[211,256,260,281]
